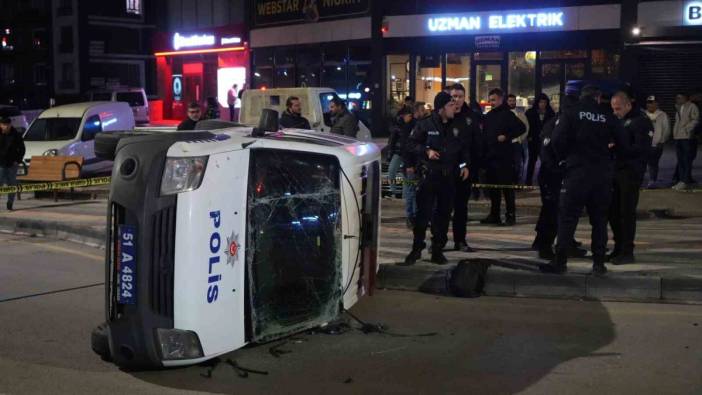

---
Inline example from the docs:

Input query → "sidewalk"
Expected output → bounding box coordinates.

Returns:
[1,188,702,303]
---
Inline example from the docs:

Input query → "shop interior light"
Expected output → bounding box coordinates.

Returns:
[632,26,641,36]
[154,46,246,57]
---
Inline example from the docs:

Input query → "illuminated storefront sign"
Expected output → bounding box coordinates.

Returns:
[428,10,566,33]
[220,36,242,45]
[685,1,702,25]
[173,32,216,50]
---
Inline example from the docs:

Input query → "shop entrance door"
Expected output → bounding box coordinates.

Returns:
[474,62,502,113]
[539,60,585,112]
[182,63,204,105]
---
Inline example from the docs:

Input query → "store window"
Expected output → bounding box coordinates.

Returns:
[275,49,295,88]
[540,50,587,60]
[253,48,274,89]
[541,63,562,112]
[446,53,470,98]
[508,51,536,109]
[321,47,347,95]
[416,55,441,110]
[297,48,321,88]
[476,64,501,112]
[387,54,409,113]
[591,49,620,79]
[474,52,504,61]
[348,45,372,127]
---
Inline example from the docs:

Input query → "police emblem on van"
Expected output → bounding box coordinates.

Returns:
[225,231,240,266]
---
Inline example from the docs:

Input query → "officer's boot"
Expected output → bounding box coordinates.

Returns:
[592,255,607,276]
[430,249,449,265]
[400,247,422,266]
[539,250,567,274]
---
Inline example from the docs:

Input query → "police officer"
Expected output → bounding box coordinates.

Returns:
[402,91,470,266]
[540,85,629,275]
[608,91,654,264]
[532,95,588,260]
[449,83,481,252]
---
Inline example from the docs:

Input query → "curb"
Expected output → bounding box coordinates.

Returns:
[0,217,106,249]
[377,263,702,304]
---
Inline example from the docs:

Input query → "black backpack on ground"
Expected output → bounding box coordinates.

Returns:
[448,259,490,298]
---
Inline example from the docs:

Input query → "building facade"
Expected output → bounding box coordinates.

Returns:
[248,0,702,135]
[0,0,52,109]
[151,0,247,121]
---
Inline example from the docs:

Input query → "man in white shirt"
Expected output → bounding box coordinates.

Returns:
[227,84,238,122]
[644,95,671,188]
[672,92,700,189]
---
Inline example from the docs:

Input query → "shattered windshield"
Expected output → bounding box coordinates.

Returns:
[247,149,342,341]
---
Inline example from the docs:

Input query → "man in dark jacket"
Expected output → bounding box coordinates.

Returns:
[480,88,526,226]
[401,92,470,266]
[449,83,481,252]
[525,93,556,186]
[177,102,202,131]
[540,85,630,276]
[280,96,312,129]
[608,91,654,264]
[386,106,414,200]
[0,117,26,210]
[329,97,359,138]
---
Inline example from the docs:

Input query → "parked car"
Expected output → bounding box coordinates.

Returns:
[90,110,380,369]
[88,87,149,124]
[0,105,29,134]
[239,87,372,141]
[22,102,135,175]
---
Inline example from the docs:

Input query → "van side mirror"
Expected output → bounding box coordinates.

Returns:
[252,108,279,137]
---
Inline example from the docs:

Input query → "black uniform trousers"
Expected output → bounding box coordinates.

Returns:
[608,167,643,255]
[452,177,472,245]
[556,166,613,265]
[486,164,516,219]
[413,169,455,252]
[534,168,562,248]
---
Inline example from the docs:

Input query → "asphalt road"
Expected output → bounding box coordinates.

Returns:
[1,232,701,395]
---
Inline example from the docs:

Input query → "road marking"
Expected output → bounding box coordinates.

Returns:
[3,237,103,262]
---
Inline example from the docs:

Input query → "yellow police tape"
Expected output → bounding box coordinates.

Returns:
[1,176,700,196]
[385,179,702,193]
[0,176,112,195]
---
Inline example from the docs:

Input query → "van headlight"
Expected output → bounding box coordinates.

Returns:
[156,328,204,360]
[43,149,58,156]
[160,156,208,196]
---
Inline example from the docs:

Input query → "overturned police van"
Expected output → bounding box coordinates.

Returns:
[90,111,380,369]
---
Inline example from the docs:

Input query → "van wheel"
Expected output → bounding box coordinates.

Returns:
[91,322,112,362]
[95,132,148,161]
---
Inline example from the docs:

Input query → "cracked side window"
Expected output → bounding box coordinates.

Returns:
[247,149,342,341]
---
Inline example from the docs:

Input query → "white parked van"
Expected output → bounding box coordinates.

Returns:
[88,88,149,124]
[239,88,372,141]
[22,102,135,175]
[90,111,380,369]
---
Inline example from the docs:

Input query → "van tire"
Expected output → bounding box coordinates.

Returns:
[91,322,112,362]
[95,132,148,161]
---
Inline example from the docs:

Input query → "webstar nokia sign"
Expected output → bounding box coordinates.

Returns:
[427,10,566,34]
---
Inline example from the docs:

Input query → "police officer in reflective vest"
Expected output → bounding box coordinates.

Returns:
[608,91,654,264]
[540,85,629,275]
[402,91,471,266]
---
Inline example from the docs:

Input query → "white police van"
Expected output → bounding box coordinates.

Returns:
[91,111,380,369]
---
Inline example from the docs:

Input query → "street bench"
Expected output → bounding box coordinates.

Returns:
[17,156,83,201]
